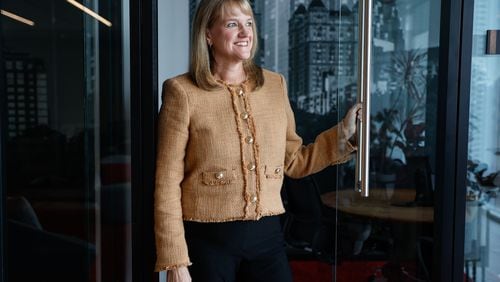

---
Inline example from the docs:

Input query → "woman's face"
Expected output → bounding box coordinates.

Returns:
[207,5,253,66]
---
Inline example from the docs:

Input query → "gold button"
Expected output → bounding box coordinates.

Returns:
[274,167,281,174]
[247,163,256,171]
[250,195,258,203]
[241,112,249,120]
[215,172,224,179]
[238,89,244,96]
[245,136,254,144]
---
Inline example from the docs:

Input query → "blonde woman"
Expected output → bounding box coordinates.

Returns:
[154,0,361,281]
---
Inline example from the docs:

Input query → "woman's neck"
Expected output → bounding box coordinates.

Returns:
[212,62,246,85]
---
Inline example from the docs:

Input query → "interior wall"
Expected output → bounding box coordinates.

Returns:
[158,0,189,108]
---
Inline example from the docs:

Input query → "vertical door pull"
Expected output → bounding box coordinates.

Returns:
[355,0,372,197]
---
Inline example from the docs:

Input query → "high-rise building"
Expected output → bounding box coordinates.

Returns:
[468,0,495,167]
[189,0,199,35]
[250,0,266,66]
[259,0,289,79]
[4,56,49,138]
[289,0,357,115]
[288,0,405,115]
[290,0,307,17]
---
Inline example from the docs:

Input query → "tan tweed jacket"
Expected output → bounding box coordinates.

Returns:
[154,69,356,271]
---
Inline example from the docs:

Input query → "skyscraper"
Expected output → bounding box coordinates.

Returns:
[259,0,289,79]
[4,56,49,138]
[189,0,199,33]
[290,0,307,17]
[289,0,357,115]
[468,0,497,167]
[250,0,265,66]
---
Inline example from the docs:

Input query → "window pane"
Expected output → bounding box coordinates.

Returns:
[464,0,500,281]
[2,0,132,281]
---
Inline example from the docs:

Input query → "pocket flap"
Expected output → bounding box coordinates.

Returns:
[202,169,236,185]
[265,165,284,179]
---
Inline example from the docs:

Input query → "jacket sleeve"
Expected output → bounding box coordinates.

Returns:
[154,78,192,271]
[280,75,357,179]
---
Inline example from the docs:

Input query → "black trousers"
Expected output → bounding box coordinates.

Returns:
[184,216,292,282]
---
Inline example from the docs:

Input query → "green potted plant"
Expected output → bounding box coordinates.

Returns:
[370,49,429,186]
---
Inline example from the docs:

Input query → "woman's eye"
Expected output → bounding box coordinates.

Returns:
[226,22,237,28]
[245,21,253,27]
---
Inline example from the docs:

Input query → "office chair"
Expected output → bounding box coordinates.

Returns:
[282,175,337,263]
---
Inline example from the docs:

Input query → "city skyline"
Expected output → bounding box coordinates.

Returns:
[187,0,435,130]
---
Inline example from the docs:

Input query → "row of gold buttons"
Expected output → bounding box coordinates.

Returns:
[238,87,258,205]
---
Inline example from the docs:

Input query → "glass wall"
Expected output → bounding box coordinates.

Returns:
[464,0,500,281]
[1,0,132,281]
[169,0,440,281]
[333,0,440,281]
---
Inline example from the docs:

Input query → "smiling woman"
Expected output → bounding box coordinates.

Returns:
[153,0,361,282]
[189,0,263,90]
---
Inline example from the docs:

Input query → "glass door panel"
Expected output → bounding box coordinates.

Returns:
[1,0,131,281]
[175,1,443,281]
[252,0,440,280]
[463,0,500,281]
[332,0,441,281]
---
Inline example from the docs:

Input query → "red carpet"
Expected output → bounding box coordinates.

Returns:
[289,261,386,282]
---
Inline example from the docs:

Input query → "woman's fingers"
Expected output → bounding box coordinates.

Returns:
[357,104,363,122]
[168,267,192,282]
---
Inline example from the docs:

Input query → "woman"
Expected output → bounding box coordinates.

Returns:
[154,0,361,281]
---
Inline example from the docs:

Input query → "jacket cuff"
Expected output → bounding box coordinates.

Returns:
[340,118,357,151]
[323,122,356,166]
[154,261,192,272]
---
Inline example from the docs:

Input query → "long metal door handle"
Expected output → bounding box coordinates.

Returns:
[355,0,372,197]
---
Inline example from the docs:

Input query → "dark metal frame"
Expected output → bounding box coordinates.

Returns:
[435,0,473,281]
[130,0,158,281]
[0,0,161,280]
[454,0,475,280]
[0,2,7,281]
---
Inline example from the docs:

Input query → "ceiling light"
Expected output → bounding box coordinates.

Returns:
[1,9,35,26]
[66,0,112,27]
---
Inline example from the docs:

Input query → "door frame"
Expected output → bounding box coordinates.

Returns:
[130,0,159,281]
[0,2,7,280]
[436,0,473,281]
[452,0,474,280]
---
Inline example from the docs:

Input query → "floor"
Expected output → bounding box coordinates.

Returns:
[289,260,387,282]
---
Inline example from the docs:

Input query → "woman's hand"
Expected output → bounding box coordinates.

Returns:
[168,267,192,282]
[342,103,362,140]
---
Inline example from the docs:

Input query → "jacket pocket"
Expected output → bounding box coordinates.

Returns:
[201,169,236,186]
[265,165,284,179]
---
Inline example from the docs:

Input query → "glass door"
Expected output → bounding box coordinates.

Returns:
[330,0,441,281]
[163,1,462,281]
[255,0,446,281]
[463,0,500,281]
[1,0,132,281]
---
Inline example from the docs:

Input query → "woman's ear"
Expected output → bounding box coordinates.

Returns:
[206,30,212,46]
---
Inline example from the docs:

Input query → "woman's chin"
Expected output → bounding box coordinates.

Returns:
[237,54,252,61]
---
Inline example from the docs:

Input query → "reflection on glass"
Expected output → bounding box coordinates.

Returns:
[339,1,440,281]
[2,0,131,281]
[464,0,500,281]
[185,0,438,281]
[0,9,35,26]
[66,0,112,27]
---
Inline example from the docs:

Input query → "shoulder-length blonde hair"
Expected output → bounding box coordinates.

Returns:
[190,0,264,91]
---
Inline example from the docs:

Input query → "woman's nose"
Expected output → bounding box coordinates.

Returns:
[238,26,250,37]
